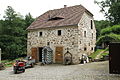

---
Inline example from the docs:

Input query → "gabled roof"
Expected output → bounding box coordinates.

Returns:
[27,5,93,30]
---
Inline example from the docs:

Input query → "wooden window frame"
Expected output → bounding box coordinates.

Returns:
[39,32,42,37]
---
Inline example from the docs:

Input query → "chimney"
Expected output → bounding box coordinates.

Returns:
[64,5,67,8]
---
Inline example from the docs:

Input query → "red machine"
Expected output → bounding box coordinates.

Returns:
[13,60,25,74]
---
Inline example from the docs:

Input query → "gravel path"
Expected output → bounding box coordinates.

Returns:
[0,61,120,80]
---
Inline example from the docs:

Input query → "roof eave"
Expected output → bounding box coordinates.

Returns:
[27,24,78,31]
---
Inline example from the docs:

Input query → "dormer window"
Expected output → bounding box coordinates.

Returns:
[48,17,64,21]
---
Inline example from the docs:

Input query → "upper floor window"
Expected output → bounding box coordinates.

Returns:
[91,47,93,51]
[91,20,93,29]
[84,47,87,51]
[92,33,93,39]
[84,31,86,37]
[58,30,61,36]
[47,42,50,46]
[39,32,42,37]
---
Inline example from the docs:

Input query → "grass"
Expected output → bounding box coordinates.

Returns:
[100,53,109,59]
[1,57,25,68]
[89,49,104,59]
[1,60,14,67]
[89,47,109,59]
[101,53,109,56]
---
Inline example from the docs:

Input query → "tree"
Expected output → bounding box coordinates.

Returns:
[94,20,110,39]
[95,0,120,25]
[25,13,35,28]
[101,25,120,35]
[97,25,120,48]
[0,6,27,60]
[0,20,2,35]
[4,6,17,21]
[0,6,35,60]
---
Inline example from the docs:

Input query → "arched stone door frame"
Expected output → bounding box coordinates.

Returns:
[42,46,53,64]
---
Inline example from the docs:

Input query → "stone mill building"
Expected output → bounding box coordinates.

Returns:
[27,5,96,64]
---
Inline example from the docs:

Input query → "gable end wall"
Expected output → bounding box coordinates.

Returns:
[78,12,96,57]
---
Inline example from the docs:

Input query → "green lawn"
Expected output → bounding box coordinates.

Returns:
[100,53,109,59]
[1,60,14,67]
[1,57,25,67]
[89,49,104,59]
[89,48,109,59]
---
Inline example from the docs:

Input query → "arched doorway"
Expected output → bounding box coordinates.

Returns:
[64,51,72,65]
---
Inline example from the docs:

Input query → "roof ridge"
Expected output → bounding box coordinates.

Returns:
[48,5,84,11]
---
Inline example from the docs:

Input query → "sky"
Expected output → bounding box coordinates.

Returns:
[0,0,105,20]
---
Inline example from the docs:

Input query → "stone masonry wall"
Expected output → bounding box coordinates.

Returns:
[27,26,79,64]
[27,12,96,64]
[78,12,96,57]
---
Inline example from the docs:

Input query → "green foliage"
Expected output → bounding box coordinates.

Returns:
[101,53,109,56]
[3,6,17,21]
[1,57,25,67]
[95,23,120,46]
[95,0,120,25]
[25,13,35,28]
[94,0,120,46]
[89,49,104,59]
[0,6,34,60]
[97,33,120,45]
[1,60,14,67]
[101,25,120,35]
[95,20,110,38]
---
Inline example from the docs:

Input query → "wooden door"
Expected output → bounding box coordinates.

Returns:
[55,47,63,63]
[109,43,120,74]
[31,48,38,62]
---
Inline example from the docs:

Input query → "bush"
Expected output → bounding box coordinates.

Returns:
[97,33,120,45]
[101,25,120,35]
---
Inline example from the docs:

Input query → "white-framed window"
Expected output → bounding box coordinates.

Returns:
[58,30,62,36]
[39,32,42,37]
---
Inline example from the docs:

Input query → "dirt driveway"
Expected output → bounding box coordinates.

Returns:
[0,61,120,80]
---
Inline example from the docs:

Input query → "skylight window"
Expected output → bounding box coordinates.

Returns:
[48,17,64,21]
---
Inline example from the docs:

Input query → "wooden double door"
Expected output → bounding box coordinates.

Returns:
[31,47,63,64]
[31,47,43,63]
[55,47,63,63]
[31,48,38,62]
